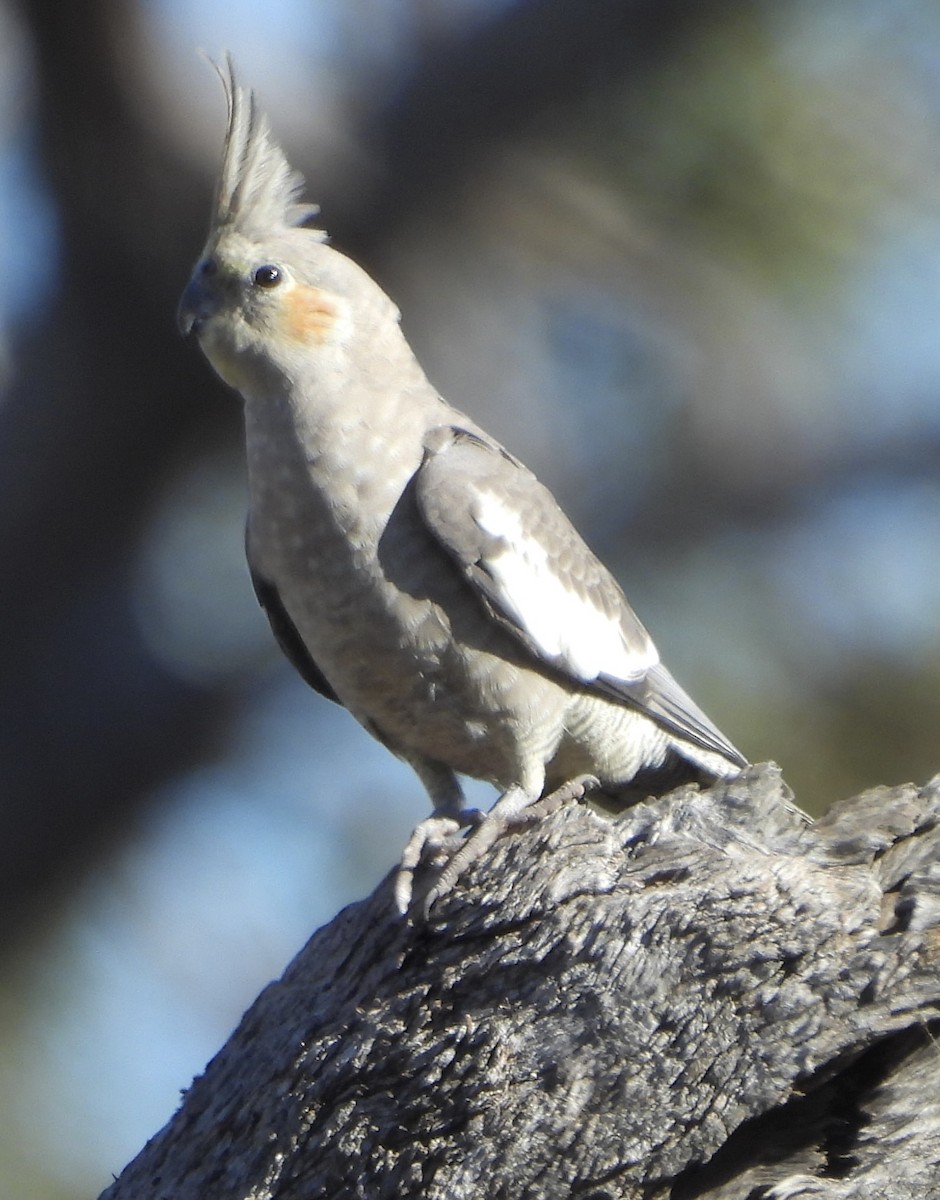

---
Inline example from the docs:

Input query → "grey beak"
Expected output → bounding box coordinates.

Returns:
[177,275,219,337]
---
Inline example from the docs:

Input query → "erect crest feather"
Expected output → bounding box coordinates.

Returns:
[208,54,324,241]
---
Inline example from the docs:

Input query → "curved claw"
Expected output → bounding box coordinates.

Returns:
[415,774,601,918]
[419,816,506,917]
[395,809,480,915]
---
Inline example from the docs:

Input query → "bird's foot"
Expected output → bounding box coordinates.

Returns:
[395,808,482,915]
[515,773,601,825]
[411,774,600,919]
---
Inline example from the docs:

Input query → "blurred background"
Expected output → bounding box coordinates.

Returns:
[2,0,940,1194]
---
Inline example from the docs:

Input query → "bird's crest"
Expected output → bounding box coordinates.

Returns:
[208,54,324,242]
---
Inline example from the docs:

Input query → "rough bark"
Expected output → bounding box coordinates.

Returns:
[100,764,940,1199]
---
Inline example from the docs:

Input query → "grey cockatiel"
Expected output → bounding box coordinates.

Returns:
[178,59,746,913]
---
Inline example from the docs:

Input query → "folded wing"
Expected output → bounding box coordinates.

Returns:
[416,425,744,766]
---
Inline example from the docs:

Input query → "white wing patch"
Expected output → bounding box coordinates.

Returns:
[474,491,659,684]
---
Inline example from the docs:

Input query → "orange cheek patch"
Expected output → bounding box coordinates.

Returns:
[281,285,340,344]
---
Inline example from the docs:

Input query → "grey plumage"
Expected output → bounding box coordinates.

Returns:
[178,60,746,913]
[210,53,322,241]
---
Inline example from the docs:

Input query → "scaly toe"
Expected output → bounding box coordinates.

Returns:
[528,773,600,820]
[395,810,479,915]
[405,777,600,917]
[419,816,507,917]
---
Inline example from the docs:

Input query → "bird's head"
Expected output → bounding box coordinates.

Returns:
[178,57,397,395]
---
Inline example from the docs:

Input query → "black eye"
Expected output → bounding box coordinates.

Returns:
[253,264,282,288]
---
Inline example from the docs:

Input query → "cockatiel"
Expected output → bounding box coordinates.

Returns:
[178,59,746,914]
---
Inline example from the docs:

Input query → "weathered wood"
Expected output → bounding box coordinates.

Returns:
[100,764,940,1199]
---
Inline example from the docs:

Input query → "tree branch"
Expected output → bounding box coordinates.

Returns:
[100,764,940,1199]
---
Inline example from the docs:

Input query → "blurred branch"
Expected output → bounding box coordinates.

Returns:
[100,765,940,1199]
[0,0,225,926]
[340,0,731,251]
[632,426,940,548]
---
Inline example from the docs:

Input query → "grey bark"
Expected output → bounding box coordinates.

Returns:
[100,763,940,1199]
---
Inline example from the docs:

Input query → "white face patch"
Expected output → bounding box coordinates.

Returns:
[474,492,659,684]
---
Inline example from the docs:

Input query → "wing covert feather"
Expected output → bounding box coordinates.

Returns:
[416,426,744,764]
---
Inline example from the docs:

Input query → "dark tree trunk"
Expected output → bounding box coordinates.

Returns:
[100,764,940,1199]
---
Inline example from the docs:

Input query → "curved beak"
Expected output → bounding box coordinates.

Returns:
[177,274,220,337]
